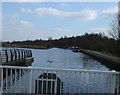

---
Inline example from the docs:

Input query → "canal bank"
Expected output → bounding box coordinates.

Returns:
[80,49,120,71]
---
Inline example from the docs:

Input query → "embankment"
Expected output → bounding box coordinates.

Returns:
[80,49,120,71]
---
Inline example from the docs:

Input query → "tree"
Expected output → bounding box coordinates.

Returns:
[109,12,120,56]
[48,37,52,41]
[109,14,120,40]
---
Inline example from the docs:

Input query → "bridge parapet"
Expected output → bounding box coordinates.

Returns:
[0,49,34,66]
[0,66,119,94]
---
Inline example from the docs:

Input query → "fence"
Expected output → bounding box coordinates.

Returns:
[0,66,120,94]
[0,49,32,63]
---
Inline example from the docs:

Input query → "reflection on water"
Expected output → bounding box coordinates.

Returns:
[3,69,30,93]
[3,69,24,88]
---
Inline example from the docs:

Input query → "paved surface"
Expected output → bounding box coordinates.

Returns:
[85,50,120,64]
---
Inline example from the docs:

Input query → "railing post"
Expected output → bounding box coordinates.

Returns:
[17,49,20,60]
[0,51,2,65]
[10,50,13,61]
[5,50,8,63]
[21,49,23,59]
[24,50,26,58]
[30,50,32,57]
[29,68,32,93]
[22,49,24,58]
[26,50,28,58]
[116,74,120,94]
[28,50,29,57]
[0,67,3,94]
[118,74,120,94]
[55,73,57,94]
[14,49,17,61]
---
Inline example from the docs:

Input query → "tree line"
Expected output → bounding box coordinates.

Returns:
[2,32,119,56]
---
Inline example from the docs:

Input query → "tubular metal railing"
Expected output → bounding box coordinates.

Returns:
[0,66,120,94]
[0,49,32,63]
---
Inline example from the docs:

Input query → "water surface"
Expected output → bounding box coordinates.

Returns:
[32,48,109,71]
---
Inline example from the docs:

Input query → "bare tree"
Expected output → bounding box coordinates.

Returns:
[108,8,120,56]
[109,14,120,40]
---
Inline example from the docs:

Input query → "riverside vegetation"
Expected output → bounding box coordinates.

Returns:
[2,33,120,57]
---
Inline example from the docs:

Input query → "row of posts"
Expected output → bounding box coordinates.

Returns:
[0,49,32,63]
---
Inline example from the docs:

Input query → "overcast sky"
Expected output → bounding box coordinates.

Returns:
[1,2,118,41]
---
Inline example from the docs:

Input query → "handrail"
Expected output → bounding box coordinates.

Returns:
[0,66,120,94]
[0,66,119,74]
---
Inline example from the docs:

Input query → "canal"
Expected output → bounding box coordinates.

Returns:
[31,48,109,71]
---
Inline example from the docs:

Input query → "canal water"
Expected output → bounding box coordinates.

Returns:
[2,47,109,70]
[31,48,109,70]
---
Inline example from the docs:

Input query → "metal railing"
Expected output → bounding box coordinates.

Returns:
[0,49,32,63]
[0,66,120,94]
